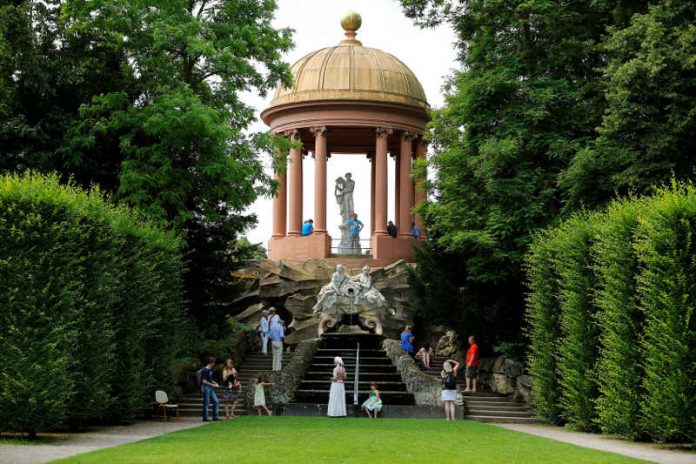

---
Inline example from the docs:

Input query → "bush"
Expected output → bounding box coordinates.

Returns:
[635,187,696,442]
[593,199,646,439]
[554,215,600,431]
[525,230,563,423]
[526,184,696,442]
[0,172,188,436]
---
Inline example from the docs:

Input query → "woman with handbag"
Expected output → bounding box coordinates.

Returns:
[222,358,240,419]
[441,359,461,420]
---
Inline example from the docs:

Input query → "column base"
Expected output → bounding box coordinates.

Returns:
[268,234,332,261]
[370,235,421,262]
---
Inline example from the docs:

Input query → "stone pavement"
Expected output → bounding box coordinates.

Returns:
[496,423,696,464]
[0,419,205,464]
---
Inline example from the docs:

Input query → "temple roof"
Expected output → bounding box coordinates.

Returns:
[266,12,428,111]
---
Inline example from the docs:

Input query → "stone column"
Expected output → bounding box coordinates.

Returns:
[399,132,414,238]
[271,167,287,238]
[414,137,427,239]
[368,154,375,235]
[311,126,328,235]
[287,129,303,237]
[374,127,391,236]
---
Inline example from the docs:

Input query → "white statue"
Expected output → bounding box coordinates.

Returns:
[334,173,355,223]
[313,264,348,313]
[313,264,394,335]
[352,265,393,313]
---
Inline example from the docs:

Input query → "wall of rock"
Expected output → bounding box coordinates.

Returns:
[382,339,442,406]
[233,260,416,343]
[474,356,532,403]
[244,338,319,407]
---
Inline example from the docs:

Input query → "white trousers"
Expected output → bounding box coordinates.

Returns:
[261,332,269,354]
[272,340,283,371]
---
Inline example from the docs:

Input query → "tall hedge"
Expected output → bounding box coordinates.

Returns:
[593,199,645,439]
[0,172,188,436]
[526,184,696,442]
[635,188,696,442]
[525,230,563,423]
[554,215,600,431]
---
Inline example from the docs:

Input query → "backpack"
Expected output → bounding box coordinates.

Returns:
[444,372,456,390]
[196,368,204,387]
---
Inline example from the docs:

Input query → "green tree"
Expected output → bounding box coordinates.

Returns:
[561,0,696,209]
[401,0,642,337]
[56,0,293,335]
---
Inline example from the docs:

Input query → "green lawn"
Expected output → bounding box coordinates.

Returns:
[55,417,646,464]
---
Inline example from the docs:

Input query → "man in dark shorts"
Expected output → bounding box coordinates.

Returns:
[464,335,479,393]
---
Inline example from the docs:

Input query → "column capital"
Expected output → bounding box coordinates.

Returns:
[375,127,393,139]
[309,126,328,136]
[401,131,414,142]
[284,129,299,140]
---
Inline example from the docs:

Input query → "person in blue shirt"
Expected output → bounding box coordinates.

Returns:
[400,325,415,357]
[301,219,314,236]
[200,357,221,421]
[347,213,364,251]
[411,222,421,239]
[268,314,285,371]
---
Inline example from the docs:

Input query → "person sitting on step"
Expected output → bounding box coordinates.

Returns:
[361,382,383,418]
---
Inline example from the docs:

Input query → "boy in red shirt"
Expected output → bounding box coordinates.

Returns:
[464,335,479,393]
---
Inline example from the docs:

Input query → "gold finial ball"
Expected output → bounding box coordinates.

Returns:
[341,11,362,32]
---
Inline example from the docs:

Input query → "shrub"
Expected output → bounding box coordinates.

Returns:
[635,187,696,442]
[0,172,187,436]
[554,214,601,431]
[525,229,563,423]
[593,199,646,439]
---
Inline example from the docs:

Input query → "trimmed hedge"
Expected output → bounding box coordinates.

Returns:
[0,172,188,436]
[526,185,696,442]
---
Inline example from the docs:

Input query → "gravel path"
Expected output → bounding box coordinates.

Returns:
[0,420,205,464]
[496,423,696,464]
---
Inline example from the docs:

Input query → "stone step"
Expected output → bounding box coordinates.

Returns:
[461,396,512,403]
[466,408,532,418]
[299,380,407,391]
[464,415,538,424]
[463,403,529,412]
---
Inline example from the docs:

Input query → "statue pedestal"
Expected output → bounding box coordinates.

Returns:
[268,234,332,261]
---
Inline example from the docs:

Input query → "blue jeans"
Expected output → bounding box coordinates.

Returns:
[201,385,219,420]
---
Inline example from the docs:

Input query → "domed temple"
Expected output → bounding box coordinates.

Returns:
[262,12,428,265]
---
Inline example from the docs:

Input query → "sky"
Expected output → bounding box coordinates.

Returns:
[242,0,457,248]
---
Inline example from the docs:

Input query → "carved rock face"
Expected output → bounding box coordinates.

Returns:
[232,259,415,344]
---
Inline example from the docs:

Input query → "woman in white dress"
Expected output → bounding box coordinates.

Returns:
[327,356,347,417]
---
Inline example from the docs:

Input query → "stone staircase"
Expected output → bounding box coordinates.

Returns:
[294,333,415,407]
[177,352,294,418]
[421,357,536,423]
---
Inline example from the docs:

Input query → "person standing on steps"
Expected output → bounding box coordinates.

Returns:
[464,335,479,393]
[259,310,269,356]
[327,356,347,417]
[269,315,285,371]
[200,357,221,422]
[441,359,461,421]
[347,213,364,252]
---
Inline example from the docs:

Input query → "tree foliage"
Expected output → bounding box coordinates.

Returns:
[0,0,294,335]
[401,0,642,338]
[561,1,696,209]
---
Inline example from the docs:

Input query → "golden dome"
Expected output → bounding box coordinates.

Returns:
[267,15,428,110]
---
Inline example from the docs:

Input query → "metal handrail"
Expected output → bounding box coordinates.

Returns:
[353,342,360,405]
